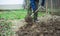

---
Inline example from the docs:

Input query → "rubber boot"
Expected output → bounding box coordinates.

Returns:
[34,11,38,22]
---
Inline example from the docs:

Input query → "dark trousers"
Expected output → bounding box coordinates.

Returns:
[27,7,38,21]
[33,1,39,21]
[27,0,39,22]
[34,11,38,21]
[27,2,38,22]
[41,0,45,6]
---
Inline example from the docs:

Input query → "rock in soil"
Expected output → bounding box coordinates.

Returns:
[17,15,60,36]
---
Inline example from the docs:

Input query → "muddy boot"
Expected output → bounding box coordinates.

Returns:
[33,12,40,23]
[33,12,38,22]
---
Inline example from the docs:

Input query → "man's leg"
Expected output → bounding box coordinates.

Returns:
[41,0,45,6]
[34,1,39,22]
[40,0,45,10]
[29,0,36,16]
[34,11,38,22]
[30,0,39,22]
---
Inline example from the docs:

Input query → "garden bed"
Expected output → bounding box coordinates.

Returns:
[17,15,60,36]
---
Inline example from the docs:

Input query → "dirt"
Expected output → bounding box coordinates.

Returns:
[10,19,26,32]
[6,19,27,36]
[17,15,60,36]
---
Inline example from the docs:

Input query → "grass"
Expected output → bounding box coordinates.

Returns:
[0,20,14,36]
[0,10,27,20]
[0,9,46,20]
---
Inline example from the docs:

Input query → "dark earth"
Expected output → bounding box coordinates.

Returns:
[17,15,60,36]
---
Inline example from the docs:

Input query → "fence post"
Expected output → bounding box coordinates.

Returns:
[51,0,53,15]
[46,0,48,14]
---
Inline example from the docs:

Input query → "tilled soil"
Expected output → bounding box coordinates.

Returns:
[17,15,60,36]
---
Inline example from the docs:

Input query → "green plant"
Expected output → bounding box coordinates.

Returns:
[0,20,14,36]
